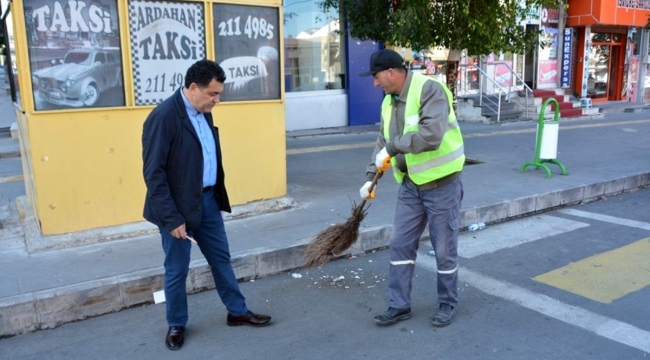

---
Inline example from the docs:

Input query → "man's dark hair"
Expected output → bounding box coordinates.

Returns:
[184,59,227,88]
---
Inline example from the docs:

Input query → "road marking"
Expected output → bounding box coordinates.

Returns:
[558,209,650,231]
[287,119,650,155]
[417,256,650,354]
[461,119,650,139]
[533,237,650,304]
[458,215,589,258]
[286,142,374,155]
[0,174,23,183]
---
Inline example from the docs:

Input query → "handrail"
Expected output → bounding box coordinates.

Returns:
[491,61,533,93]
[458,64,509,123]
[491,61,532,118]
[458,62,533,121]
[458,64,510,97]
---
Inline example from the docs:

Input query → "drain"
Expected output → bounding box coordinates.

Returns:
[465,158,483,165]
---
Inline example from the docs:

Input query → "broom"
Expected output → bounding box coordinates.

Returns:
[303,171,381,268]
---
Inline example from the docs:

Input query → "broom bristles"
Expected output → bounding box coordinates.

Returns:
[303,201,369,268]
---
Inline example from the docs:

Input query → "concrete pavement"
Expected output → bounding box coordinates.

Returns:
[1,101,650,337]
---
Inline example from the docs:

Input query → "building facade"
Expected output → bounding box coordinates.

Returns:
[282,0,382,130]
[5,0,288,234]
[567,0,650,103]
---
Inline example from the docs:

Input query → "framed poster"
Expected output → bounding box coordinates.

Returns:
[24,0,125,110]
[129,0,205,106]
[213,4,280,101]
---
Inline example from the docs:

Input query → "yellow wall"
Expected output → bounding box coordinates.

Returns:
[11,0,286,235]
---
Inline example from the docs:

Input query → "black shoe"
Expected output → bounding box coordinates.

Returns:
[227,310,272,327]
[374,307,412,325]
[432,303,456,327]
[165,326,185,350]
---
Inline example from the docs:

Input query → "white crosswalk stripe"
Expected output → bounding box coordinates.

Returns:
[417,255,650,354]
[558,209,650,231]
[458,215,589,258]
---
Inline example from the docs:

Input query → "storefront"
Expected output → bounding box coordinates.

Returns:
[4,0,287,235]
[567,0,650,103]
[282,0,381,130]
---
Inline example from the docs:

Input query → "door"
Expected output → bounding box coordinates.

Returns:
[608,45,622,100]
[588,32,625,101]
[524,25,539,88]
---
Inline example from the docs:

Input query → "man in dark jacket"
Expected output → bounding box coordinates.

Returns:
[142,60,271,351]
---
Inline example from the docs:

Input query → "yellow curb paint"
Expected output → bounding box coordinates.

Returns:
[287,142,375,155]
[533,237,650,303]
[287,119,650,155]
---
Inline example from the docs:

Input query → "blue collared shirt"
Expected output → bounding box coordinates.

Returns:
[180,89,217,188]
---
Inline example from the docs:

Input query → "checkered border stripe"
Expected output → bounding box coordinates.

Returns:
[129,1,206,106]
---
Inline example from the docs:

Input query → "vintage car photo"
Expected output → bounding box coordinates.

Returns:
[31,49,123,108]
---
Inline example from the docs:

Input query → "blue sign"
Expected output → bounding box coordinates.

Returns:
[561,28,573,88]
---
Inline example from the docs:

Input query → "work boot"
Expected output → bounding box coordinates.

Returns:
[432,303,456,327]
[374,307,412,325]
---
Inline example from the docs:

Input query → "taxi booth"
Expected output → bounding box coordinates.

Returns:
[5,0,286,236]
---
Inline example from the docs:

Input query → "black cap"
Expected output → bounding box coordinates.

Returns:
[359,49,406,77]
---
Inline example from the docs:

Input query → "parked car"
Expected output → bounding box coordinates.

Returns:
[31,49,122,107]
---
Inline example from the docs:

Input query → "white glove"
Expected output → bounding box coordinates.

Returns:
[221,211,228,221]
[359,181,376,200]
[375,147,391,172]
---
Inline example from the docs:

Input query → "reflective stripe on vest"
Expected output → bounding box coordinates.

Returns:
[382,73,465,185]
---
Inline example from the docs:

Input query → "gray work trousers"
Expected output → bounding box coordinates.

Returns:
[388,175,463,310]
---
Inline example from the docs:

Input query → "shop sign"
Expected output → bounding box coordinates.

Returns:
[213,4,280,101]
[24,0,125,110]
[618,0,650,9]
[541,7,559,26]
[539,60,558,85]
[523,5,541,25]
[129,0,205,106]
[560,28,573,88]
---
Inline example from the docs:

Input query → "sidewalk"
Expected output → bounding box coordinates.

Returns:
[1,109,650,337]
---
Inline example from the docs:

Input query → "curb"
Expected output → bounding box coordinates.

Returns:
[17,195,296,253]
[1,172,649,337]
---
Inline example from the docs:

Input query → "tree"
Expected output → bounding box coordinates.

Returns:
[320,0,561,95]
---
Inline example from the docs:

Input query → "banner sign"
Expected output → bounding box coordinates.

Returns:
[627,57,638,102]
[24,0,125,110]
[129,0,205,106]
[213,4,280,101]
[538,26,558,86]
[560,28,573,88]
[495,61,513,88]
[538,60,558,85]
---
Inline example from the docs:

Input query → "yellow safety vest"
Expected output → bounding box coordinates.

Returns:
[382,73,465,185]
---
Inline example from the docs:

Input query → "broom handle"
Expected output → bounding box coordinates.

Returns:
[360,171,382,208]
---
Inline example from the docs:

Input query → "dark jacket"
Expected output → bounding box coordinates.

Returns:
[142,89,231,232]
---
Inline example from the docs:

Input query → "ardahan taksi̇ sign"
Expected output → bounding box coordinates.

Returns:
[128,0,206,105]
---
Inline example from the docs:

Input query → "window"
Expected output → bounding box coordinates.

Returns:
[283,0,345,92]
[213,4,280,101]
[24,0,125,110]
[95,52,106,64]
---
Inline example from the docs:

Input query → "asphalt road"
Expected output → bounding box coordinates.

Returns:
[1,188,648,359]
